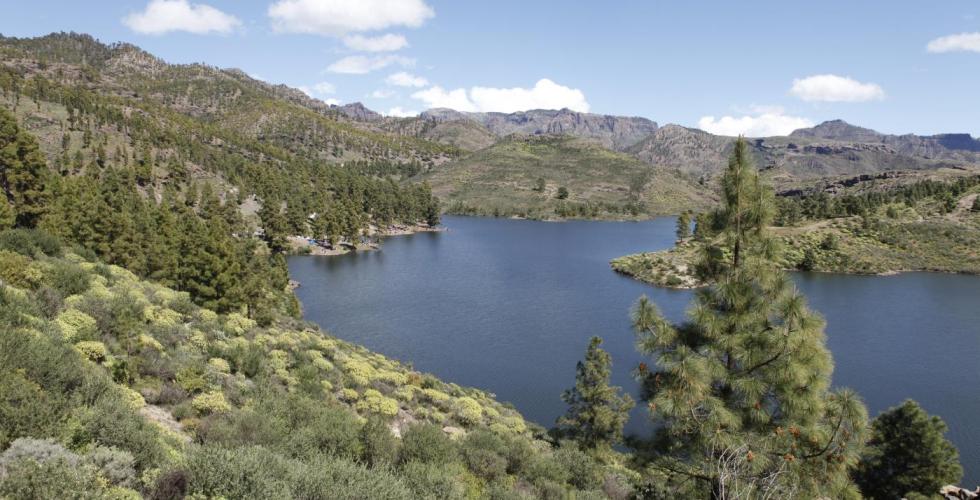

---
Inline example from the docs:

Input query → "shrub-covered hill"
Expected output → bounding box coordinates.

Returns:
[612,175,980,287]
[0,231,634,499]
[423,134,714,220]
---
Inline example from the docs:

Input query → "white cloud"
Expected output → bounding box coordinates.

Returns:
[370,89,396,99]
[386,71,428,88]
[698,108,813,137]
[411,79,589,113]
[790,74,885,103]
[123,0,240,35]
[411,86,477,112]
[324,98,341,106]
[926,32,980,53]
[327,55,414,74]
[343,34,408,52]
[268,0,434,36]
[385,107,418,117]
[298,81,336,97]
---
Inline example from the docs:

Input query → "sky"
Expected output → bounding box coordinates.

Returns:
[1,0,978,137]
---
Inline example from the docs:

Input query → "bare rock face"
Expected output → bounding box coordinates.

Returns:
[791,120,980,161]
[421,108,658,151]
[790,119,884,143]
[941,484,980,499]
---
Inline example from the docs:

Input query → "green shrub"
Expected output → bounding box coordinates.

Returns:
[291,457,413,500]
[0,250,41,289]
[0,456,105,499]
[0,229,63,258]
[184,445,292,499]
[399,424,457,465]
[284,405,363,461]
[553,444,603,490]
[82,446,137,488]
[400,461,468,500]
[45,261,90,297]
[360,417,398,467]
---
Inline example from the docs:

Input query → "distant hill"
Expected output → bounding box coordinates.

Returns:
[421,134,714,219]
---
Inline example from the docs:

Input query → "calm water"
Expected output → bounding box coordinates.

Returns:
[289,215,980,483]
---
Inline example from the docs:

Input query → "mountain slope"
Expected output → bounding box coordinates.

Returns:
[419,107,659,151]
[422,134,714,219]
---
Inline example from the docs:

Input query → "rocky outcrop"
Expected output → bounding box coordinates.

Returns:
[421,108,658,151]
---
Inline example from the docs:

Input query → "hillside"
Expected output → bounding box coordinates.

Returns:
[0,231,633,498]
[612,173,980,287]
[422,134,715,219]
[628,122,980,185]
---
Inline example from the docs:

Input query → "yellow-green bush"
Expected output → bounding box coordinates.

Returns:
[224,313,256,336]
[356,389,399,416]
[208,358,230,373]
[341,358,376,386]
[452,397,484,425]
[0,250,42,288]
[340,388,360,402]
[138,334,163,352]
[143,306,183,327]
[422,388,451,404]
[74,340,108,363]
[192,391,231,415]
[122,387,146,410]
[55,308,98,342]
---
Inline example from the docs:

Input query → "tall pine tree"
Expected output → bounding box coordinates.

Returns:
[0,108,49,227]
[631,138,868,498]
[555,336,634,452]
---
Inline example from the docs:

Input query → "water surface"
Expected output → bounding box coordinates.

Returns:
[289,215,980,483]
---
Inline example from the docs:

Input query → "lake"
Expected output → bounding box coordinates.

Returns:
[289,215,980,484]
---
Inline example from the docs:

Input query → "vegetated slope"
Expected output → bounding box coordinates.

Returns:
[0,232,632,498]
[628,121,980,185]
[423,134,715,219]
[0,32,458,168]
[612,174,980,287]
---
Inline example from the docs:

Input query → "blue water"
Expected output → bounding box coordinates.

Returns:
[289,215,980,484]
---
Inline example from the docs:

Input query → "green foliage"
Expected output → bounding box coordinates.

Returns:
[675,211,691,241]
[853,400,962,499]
[360,416,398,467]
[556,186,569,200]
[630,138,868,497]
[0,107,49,228]
[555,336,633,450]
[399,424,457,465]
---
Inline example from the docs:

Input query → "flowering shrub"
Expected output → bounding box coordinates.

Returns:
[355,389,399,417]
[55,309,98,342]
[192,391,232,415]
[452,397,484,425]
[73,341,108,363]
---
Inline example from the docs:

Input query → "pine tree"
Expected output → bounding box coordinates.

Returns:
[675,211,692,241]
[555,336,634,451]
[0,108,49,228]
[631,138,868,498]
[853,400,962,499]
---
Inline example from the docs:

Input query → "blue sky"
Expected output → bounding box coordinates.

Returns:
[1,0,978,136]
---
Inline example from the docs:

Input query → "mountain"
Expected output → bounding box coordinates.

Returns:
[422,134,714,219]
[791,120,980,160]
[419,107,659,151]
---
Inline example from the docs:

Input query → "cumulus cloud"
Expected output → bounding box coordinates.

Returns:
[385,107,419,117]
[386,71,428,88]
[268,0,434,36]
[790,74,885,102]
[926,32,980,53]
[343,34,408,52]
[327,55,414,74]
[698,107,813,137]
[411,79,589,113]
[123,0,240,35]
